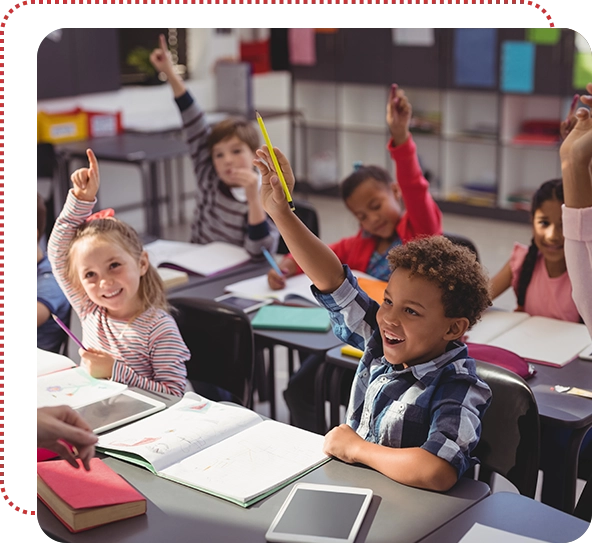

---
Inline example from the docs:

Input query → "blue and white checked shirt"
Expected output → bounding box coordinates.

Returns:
[313,266,492,477]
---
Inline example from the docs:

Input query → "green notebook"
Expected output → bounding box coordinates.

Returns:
[251,305,331,332]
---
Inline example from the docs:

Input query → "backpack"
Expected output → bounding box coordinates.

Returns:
[466,343,536,380]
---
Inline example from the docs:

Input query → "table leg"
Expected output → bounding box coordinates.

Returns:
[314,363,328,435]
[176,156,186,224]
[142,160,161,238]
[329,366,344,429]
[164,159,174,227]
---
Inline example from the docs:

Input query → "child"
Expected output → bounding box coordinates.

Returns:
[255,146,492,491]
[38,193,71,353]
[268,85,442,288]
[149,34,279,257]
[272,86,442,431]
[48,149,190,397]
[490,179,580,322]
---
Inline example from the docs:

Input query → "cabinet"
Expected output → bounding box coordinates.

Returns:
[291,28,589,223]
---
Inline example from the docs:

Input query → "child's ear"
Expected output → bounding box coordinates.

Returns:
[443,317,470,341]
[391,183,402,201]
[139,251,150,276]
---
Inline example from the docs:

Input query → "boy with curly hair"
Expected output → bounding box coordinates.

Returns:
[255,146,493,492]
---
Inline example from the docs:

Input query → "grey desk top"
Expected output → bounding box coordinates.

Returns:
[418,492,590,543]
[55,133,189,163]
[38,457,490,543]
[170,264,344,354]
[324,346,592,430]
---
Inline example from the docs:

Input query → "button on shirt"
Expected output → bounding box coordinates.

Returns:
[313,266,492,477]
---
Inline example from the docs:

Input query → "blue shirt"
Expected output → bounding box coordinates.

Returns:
[313,266,492,477]
[37,255,70,353]
[366,236,402,281]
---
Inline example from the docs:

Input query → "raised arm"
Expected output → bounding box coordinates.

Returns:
[254,146,345,293]
[150,33,186,98]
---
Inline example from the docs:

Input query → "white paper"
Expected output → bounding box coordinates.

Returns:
[37,348,76,377]
[145,240,251,276]
[392,28,435,47]
[225,273,319,305]
[466,310,530,345]
[98,393,262,472]
[37,367,127,409]
[459,523,546,543]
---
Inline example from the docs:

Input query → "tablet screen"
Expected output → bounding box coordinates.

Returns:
[75,391,165,433]
[266,484,373,543]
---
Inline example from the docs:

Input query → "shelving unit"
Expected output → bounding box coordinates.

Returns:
[290,28,591,223]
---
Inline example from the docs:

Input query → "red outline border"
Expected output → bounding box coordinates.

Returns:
[0,0,555,520]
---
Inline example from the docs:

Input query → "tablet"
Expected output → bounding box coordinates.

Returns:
[266,483,373,543]
[75,390,166,434]
[215,293,273,314]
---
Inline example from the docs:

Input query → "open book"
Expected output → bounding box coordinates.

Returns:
[144,239,251,276]
[466,310,592,367]
[225,270,383,307]
[97,393,329,507]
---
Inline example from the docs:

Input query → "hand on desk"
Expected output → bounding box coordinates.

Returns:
[267,257,297,290]
[79,347,115,380]
[323,424,364,465]
[37,406,98,470]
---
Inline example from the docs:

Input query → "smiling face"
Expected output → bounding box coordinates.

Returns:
[377,267,468,368]
[345,178,403,240]
[532,198,565,268]
[211,136,256,187]
[72,236,148,320]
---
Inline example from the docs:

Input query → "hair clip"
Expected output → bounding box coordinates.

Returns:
[353,161,363,172]
[85,208,115,222]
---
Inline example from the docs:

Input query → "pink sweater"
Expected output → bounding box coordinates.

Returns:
[563,205,592,337]
[288,135,442,274]
[509,242,580,323]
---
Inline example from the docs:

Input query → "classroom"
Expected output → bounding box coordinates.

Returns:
[36,28,592,542]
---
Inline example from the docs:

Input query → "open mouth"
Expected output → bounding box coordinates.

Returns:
[103,288,123,299]
[384,331,405,346]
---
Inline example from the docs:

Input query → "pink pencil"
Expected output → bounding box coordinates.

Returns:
[52,314,87,351]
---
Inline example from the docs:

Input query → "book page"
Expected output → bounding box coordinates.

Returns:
[145,240,250,276]
[37,348,77,377]
[37,367,127,409]
[488,316,592,366]
[161,420,328,504]
[465,310,530,344]
[98,394,262,473]
[225,273,319,305]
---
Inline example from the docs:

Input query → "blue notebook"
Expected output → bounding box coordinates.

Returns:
[251,306,331,332]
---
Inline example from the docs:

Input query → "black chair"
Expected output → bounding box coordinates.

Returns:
[443,232,480,262]
[473,360,540,498]
[574,471,592,521]
[277,199,320,254]
[169,297,255,408]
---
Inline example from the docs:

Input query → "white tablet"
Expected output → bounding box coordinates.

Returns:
[75,390,166,434]
[266,483,373,543]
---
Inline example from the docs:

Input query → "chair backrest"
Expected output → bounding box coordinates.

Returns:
[443,232,480,262]
[473,360,540,497]
[277,199,320,255]
[169,297,255,408]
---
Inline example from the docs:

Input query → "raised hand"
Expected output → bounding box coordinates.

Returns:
[386,84,412,146]
[71,148,99,202]
[560,94,580,141]
[149,33,174,76]
[253,145,296,218]
[560,83,592,166]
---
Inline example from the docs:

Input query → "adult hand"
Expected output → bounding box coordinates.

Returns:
[37,406,97,470]
[71,149,99,202]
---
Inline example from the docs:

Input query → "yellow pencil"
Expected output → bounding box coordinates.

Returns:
[256,111,295,212]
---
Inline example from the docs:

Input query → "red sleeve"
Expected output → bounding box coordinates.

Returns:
[388,135,442,242]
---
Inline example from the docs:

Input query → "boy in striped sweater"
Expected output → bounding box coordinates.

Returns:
[150,34,279,257]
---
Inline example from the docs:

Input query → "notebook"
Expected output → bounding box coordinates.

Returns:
[466,310,592,367]
[225,273,319,306]
[144,239,251,276]
[251,305,332,332]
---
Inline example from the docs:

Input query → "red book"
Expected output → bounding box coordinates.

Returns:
[37,458,146,532]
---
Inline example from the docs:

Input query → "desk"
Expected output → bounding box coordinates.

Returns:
[321,346,592,515]
[171,265,343,420]
[418,492,589,543]
[38,455,490,543]
[55,133,189,238]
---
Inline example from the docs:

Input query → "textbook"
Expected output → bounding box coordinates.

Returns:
[144,239,251,276]
[37,458,147,533]
[97,393,329,507]
[157,267,189,290]
[225,270,380,307]
[465,310,592,367]
[251,305,331,332]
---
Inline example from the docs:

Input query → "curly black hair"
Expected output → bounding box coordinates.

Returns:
[387,236,492,329]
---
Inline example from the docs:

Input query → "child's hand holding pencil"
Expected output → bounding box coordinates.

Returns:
[254,145,296,217]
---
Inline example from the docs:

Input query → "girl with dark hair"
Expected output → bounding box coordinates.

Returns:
[490,178,579,322]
